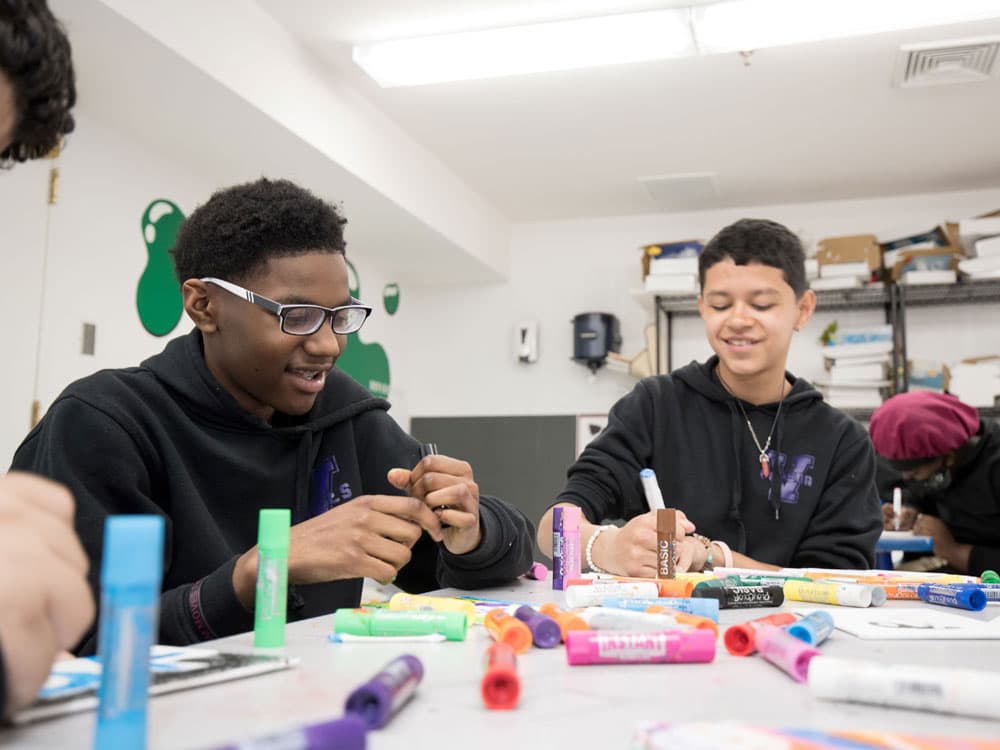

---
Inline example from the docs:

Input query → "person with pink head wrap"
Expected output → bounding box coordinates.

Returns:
[870,391,1000,575]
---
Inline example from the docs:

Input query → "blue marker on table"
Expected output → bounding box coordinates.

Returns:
[212,714,367,749]
[602,596,720,622]
[94,515,165,750]
[639,468,666,511]
[787,610,835,646]
[917,583,987,612]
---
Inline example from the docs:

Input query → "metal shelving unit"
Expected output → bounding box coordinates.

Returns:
[644,277,1000,400]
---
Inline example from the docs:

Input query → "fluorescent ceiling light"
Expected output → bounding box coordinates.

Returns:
[695,0,1000,54]
[353,10,695,87]
[353,0,1000,87]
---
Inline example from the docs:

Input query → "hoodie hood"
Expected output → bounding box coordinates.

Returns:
[673,355,824,529]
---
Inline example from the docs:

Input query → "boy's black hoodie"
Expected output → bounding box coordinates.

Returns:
[12,331,534,653]
[559,356,881,569]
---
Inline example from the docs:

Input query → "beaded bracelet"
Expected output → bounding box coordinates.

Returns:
[690,533,713,571]
[585,524,616,574]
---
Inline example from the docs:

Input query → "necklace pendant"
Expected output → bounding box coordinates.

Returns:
[760,454,770,479]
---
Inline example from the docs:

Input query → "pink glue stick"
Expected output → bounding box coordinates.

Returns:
[564,629,715,666]
[754,624,822,682]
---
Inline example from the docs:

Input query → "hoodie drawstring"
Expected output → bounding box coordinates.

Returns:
[725,400,749,554]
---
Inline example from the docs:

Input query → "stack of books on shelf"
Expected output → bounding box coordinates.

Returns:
[641,240,704,294]
[813,235,881,290]
[814,324,893,408]
[881,225,960,286]
[958,213,1000,280]
[949,357,1000,407]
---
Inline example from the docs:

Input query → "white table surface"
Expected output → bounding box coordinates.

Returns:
[5,579,1000,749]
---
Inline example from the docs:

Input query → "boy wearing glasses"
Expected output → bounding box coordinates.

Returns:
[12,178,535,653]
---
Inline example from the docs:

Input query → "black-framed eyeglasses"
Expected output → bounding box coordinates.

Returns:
[201,277,372,336]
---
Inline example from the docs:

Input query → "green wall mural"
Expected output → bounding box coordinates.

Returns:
[383,283,400,315]
[137,199,185,336]
[337,259,391,397]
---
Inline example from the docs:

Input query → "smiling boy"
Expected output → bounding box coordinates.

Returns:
[538,218,881,574]
[12,178,534,652]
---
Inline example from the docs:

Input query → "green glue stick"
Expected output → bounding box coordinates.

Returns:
[333,608,467,641]
[254,509,291,648]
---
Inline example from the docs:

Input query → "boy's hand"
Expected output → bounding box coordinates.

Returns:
[389,454,482,555]
[591,510,696,577]
[234,495,444,606]
[0,473,95,716]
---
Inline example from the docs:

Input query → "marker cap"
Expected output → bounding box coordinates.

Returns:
[344,654,424,729]
[258,508,291,552]
[101,515,165,588]
[691,587,725,602]
[302,715,367,749]
[787,610,835,646]
[514,605,562,649]
[482,642,520,710]
[526,562,549,581]
[981,570,1000,584]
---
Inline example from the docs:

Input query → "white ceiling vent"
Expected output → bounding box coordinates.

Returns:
[894,36,1000,88]
[638,172,719,206]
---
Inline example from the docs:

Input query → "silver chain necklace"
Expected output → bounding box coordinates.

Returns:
[717,368,786,479]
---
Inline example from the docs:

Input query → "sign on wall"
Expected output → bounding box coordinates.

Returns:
[137,200,185,336]
[337,258,392,398]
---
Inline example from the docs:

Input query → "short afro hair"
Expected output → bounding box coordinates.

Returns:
[698,218,809,297]
[171,178,348,284]
[0,0,76,165]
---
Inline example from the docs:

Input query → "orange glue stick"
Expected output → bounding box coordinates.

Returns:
[538,602,589,642]
[484,608,532,654]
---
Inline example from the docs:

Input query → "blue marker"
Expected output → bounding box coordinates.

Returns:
[95,515,165,750]
[917,583,987,612]
[602,596,720,622]
[786,610,835,646]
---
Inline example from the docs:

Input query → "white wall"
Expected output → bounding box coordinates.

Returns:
[402,187,1000,419]
[0,110,406,466]
[4,103,999,466]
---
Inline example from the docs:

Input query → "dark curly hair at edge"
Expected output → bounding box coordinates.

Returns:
[0,0,76,164]
[698,218,809,297]
[171,178,348,285]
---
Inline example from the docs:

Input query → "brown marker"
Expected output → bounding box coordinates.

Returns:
[656,508,676,579]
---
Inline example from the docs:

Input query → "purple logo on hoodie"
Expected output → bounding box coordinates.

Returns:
[764,451,815,504]
[309,455,354,517]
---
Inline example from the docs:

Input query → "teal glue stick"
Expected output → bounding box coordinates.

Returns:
[95,515,165,750]
[254,509,291,648]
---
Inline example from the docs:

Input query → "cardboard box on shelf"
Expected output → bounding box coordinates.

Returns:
[640,240,704,280]
[888,247,962,282]
[816,235,882,278]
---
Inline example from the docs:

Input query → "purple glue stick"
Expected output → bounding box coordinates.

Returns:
[755,625,822,683]
[214,714,366,750]
[513,605,561,649]
[344,654,424,729]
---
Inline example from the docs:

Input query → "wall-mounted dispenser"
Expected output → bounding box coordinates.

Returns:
[571,313,621,372]
[515,321,539,363]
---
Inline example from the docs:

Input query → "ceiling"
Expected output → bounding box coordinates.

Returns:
[257,0,1000,222]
